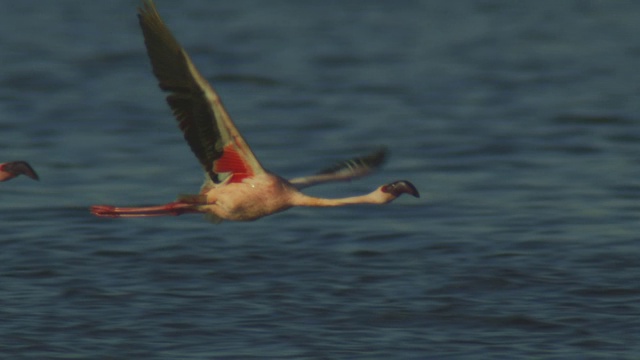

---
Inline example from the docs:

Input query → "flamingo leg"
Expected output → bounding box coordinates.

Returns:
[90,202,199,218]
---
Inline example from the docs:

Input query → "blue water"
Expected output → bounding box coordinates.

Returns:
[2,1,640,358]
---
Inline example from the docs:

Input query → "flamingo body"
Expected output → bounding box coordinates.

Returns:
[201,173,296,221]
[90,1,419,223]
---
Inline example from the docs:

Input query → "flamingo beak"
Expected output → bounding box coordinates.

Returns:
[381,180,420,198]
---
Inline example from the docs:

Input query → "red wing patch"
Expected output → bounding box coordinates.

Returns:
[213,144,253,183]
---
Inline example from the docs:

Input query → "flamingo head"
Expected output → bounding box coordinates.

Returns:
[0,161,39,182]
[380,180,420,199]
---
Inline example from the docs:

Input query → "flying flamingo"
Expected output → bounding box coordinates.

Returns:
[0,161,39,182]
[90,0,419,223]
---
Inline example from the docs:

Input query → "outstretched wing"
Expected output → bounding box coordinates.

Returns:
[289,147,387,189]
[138,0,264,184]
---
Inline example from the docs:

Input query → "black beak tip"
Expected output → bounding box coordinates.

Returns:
[402,181,420,198]
[408,183,420,198]
[2,161,38,181]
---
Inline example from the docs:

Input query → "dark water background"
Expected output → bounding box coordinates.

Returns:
[2,1,640,358]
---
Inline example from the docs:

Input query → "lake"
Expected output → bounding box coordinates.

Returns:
[1,1,640,358]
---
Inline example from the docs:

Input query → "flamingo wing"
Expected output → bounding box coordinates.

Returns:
[138,0,264,185]
[289,147,387,189]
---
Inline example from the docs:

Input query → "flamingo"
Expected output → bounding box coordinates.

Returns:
[0,161,39,182]
[90,0,419,223]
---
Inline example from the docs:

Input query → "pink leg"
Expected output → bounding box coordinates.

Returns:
[90,201,199,218]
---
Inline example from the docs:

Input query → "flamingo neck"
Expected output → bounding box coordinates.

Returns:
[291,189,387,207]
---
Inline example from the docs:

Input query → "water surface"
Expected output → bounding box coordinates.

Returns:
[1,1,640,358]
